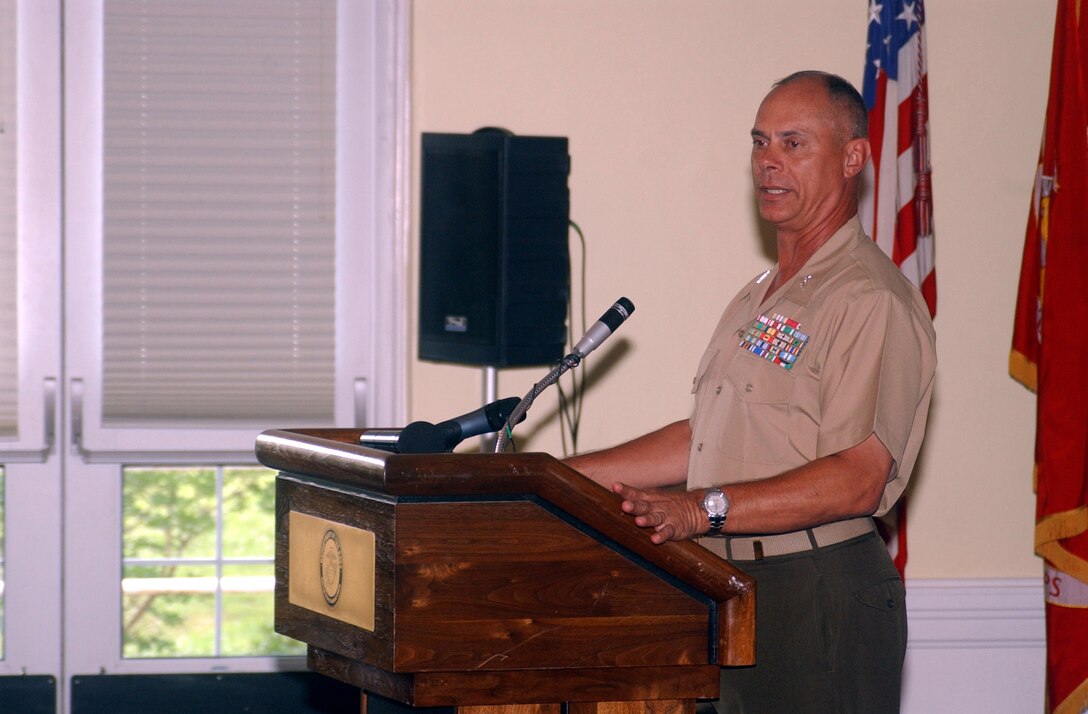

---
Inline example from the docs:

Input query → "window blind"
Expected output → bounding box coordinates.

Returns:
[102,0,337,423]
[0,0,18,436]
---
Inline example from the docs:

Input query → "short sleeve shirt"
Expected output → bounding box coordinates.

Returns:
[686,216,936,516]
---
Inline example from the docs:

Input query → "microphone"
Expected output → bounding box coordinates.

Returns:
[434,396,523,449]
[357,427,404,452]
[363,397,524,454]
[571,297,635,359]
[494,296,636,453]
[395,421,450,454]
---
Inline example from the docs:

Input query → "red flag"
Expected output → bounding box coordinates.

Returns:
[1011,2,1088,712]
[861,0,936,578]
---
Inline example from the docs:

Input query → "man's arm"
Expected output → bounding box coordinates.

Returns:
[565,419,691,491]
[615,431,892,544]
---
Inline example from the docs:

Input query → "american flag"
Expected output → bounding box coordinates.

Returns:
[860,0,936,578]
[861,0,937,318]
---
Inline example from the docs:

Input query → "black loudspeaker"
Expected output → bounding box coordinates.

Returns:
[419,130,571,367]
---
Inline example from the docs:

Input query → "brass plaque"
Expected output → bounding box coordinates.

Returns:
[288,511,376,631]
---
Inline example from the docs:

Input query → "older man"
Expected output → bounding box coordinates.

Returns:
[567,71,936,712]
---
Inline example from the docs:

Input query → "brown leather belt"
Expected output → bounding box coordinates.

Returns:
[696,517,876,561]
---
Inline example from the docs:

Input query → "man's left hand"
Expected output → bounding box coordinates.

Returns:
[612,482,706,544]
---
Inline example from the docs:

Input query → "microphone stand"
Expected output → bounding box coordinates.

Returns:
[494,352,582,453]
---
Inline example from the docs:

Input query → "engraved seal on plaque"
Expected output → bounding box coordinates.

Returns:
[319,528,344,607]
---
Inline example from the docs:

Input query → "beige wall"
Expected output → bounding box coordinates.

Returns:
[409,0,1053,580]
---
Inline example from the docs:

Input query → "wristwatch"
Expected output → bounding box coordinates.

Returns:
[702,488,729,535]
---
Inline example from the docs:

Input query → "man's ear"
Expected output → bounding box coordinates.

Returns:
[843,138,871,178]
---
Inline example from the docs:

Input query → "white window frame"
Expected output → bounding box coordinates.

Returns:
[0,0,63,679]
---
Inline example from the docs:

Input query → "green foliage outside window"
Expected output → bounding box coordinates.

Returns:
[122,466,304,658]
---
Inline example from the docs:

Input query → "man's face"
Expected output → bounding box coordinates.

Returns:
[750,79,856,234]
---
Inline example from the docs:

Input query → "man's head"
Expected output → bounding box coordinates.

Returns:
[773,70,869,141]
[750,71,871,238]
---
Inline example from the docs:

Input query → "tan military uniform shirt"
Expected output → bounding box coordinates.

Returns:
[687,216,936,517]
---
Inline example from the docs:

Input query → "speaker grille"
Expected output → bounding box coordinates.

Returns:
[419,132,570,367]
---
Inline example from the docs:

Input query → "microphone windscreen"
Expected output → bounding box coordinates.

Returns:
[485,397,523,430]
[396,421,450,454]
[600,297,635,331]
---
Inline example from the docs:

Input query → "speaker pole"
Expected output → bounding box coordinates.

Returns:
[480,365,498,452]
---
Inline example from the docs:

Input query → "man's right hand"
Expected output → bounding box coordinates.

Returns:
[612,481,706,544]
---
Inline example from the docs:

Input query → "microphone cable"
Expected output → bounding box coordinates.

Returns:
[556,218,588,456]
[495,296,634,454]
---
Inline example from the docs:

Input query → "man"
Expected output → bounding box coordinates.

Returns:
[567,71,936,712]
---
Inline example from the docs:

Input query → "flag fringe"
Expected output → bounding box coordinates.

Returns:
[1053,674,1088,714]
[1036,506,1088,584]
[1008,349,1039,392]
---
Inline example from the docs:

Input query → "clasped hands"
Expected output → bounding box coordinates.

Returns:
[611,482,707,544]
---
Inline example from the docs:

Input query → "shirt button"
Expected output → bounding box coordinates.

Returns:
[697,442,704,451]
[745,383,754,393]
[715,386,722,395]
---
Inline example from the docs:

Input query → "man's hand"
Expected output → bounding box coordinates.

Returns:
[613,482,706,544]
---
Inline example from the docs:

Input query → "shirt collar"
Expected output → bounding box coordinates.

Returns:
[748,215,866,309]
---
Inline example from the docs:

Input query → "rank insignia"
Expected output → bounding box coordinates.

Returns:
[739,313,809,370]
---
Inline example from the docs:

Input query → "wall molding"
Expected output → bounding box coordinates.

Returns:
[906,577,1045,649]
[902,578,1046,712]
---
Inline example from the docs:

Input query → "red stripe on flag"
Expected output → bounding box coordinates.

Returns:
[869,73,888,168]
[919,271,937,319]
[893,204,919,266]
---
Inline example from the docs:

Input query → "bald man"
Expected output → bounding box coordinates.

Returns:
[567,71,936,712]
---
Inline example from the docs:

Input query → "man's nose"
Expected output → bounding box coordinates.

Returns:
[757,150,781,172]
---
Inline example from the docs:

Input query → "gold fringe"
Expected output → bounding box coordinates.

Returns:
[1054,673,1088,714]
[1008,349,1039,392]
[1037,506,1088,584]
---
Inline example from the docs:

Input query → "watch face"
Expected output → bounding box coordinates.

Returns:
[704,490,728,516]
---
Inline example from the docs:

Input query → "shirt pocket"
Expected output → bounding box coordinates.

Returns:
[719,350,796,465]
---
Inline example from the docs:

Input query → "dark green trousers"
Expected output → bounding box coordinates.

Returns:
[715,529,906,713]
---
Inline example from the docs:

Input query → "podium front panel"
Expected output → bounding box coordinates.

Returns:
[276,471,713,673]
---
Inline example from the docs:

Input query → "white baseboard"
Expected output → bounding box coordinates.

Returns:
[902,578,1045,713]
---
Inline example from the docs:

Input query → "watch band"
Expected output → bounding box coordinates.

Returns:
[707,512,725,535]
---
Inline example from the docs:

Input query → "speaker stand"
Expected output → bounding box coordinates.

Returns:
[479,365,499,452]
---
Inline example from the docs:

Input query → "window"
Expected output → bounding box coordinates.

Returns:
[121,465,302,658]
[95,0,339,660]
[101,0,338,426]
[55,0,407,687]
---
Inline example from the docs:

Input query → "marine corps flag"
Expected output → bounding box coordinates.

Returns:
[861,0,936,578]
[1011,1,1088,712]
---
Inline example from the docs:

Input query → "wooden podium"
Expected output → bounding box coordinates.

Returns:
[256,428,755,714]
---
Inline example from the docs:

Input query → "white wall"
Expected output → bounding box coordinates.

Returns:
[409,0,1053,584]
[903,579,1045,712]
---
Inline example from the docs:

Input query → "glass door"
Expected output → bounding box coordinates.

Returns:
[1,1,408,711]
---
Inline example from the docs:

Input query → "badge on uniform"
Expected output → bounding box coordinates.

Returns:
[739,313,809,370]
